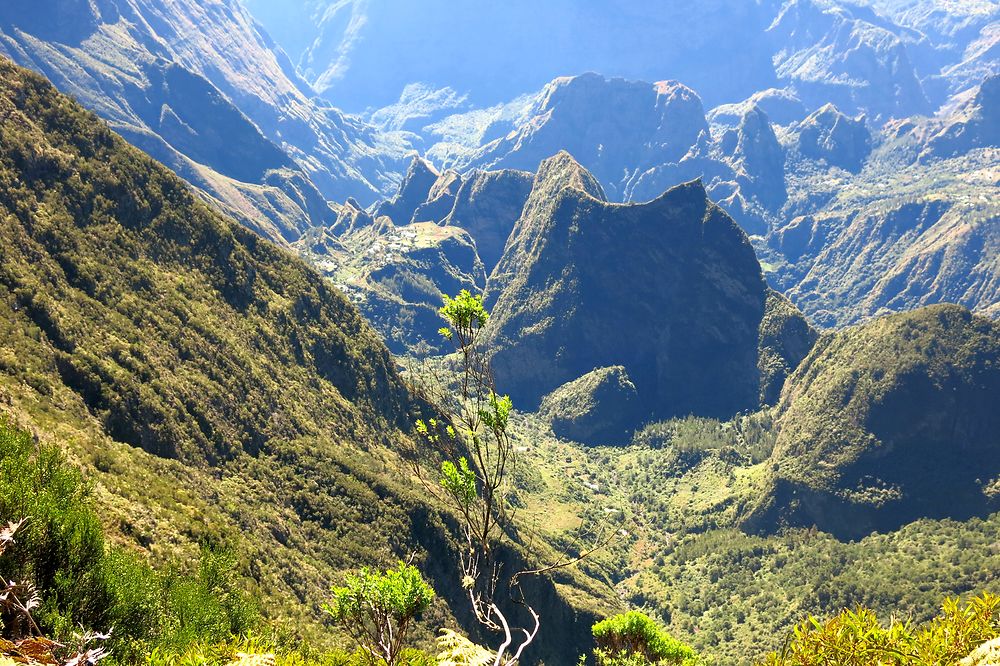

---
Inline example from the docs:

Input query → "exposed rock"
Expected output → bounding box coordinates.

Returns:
[462,74,710,200]
[539,367,641,446]
[484,152,804,429]
[768,0,931,120]
[732,106,786,209]
[962,637,1000,666]
[373,156,440,225]
[412,169,463,222]
[709,88,808,127]
[918,74,1000,161]
[0,0,411,243]
[792,103,872,172]
[443,169,534,273]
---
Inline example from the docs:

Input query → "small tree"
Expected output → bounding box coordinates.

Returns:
[415,290,618,666]
[592,611,696,666]
[323,562,435,666]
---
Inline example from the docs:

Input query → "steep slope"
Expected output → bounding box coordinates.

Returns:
[458,74,710,201]
[372,156,441,225]
[0,60,610,660]
[483,152,815,428]
[771,145,1000,326]
[768,0,931,120]
[745,305,1000,539]
[766,74,1000,327]
[0,0,406,243]
[442,168,534,273]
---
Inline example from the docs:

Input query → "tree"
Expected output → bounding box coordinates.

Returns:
[591,611,696,665]
[415,290,617,666]
[323,562,435,666]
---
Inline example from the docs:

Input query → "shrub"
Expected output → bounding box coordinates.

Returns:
[592,611,696,665]
[323,562,434,666]
[759,592,1000,666]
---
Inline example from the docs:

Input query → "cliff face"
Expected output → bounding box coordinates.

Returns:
[442,169,534,273]
[461,74,710,201]
[746,305,1000,540]
[483,152,813,428]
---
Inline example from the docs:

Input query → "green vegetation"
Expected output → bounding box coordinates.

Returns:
[0,418,255,662]
[421,290,617,664]
[0,56,472,650]
[591,612,696,666]
[323,563,435,666]
[748,305,1000,538]
[760,593,1000,666]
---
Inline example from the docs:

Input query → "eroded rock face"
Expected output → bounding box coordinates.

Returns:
[918,75,1000,161]
[443,168,533,273]
[464,74,710,201]
[539,366,641,446]
[483,152,810,428]
[792,103,872,172]
[768,0,931,120]
[745,305,1000,540]
[373,156,441,225]
[733,106,786,210]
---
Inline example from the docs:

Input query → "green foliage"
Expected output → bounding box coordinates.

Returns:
[0,419,260,662]
[439,291,488,342]
[592,611,696,666]
[0,57,461,652]
[440,458,477,509]
[759,592,1000,666]
[323,563,434,666]
[434,629,493,666]
[0,419,106,637]
[477,393,511,435]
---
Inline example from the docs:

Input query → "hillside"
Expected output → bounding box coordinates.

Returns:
[0,58,612,662]
[745,304,1000,539]
[482,152,815,435]
[0,0,408,243]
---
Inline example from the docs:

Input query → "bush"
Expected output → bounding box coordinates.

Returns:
[759,592,1000,666]
[592,611,696,665]
[323,562,434,666]
[0,419,260,662]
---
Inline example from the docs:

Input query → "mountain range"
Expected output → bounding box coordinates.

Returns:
[0,0,998,664]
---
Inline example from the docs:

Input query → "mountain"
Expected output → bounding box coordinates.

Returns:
[788,103,872,172]
[768,0,931,120]
[0,58,608,660]
[248,0,995,126]
[768,77,1000,327]
[0,0,408,244]
[453,75,710,202]
[441,168,534,273]
[246,0,780,112]
[746,305,1000,539]
[295,163,534,355]
[482,152,816,431]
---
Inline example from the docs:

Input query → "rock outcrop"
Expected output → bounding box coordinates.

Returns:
[484,152,813,428]
[539,367,641,446]
[792,103,872,172]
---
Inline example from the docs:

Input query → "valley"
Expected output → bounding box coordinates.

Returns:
[0,1,997,665]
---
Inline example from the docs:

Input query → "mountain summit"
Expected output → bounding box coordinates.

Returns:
[483,152,815,438]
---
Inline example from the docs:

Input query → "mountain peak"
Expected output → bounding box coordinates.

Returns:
[533,151,608,201]
[373,154,441,224]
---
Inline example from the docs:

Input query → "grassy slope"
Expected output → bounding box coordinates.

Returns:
[0,57,620,662]
[508,307,1000,664]
[0,54,462,645]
